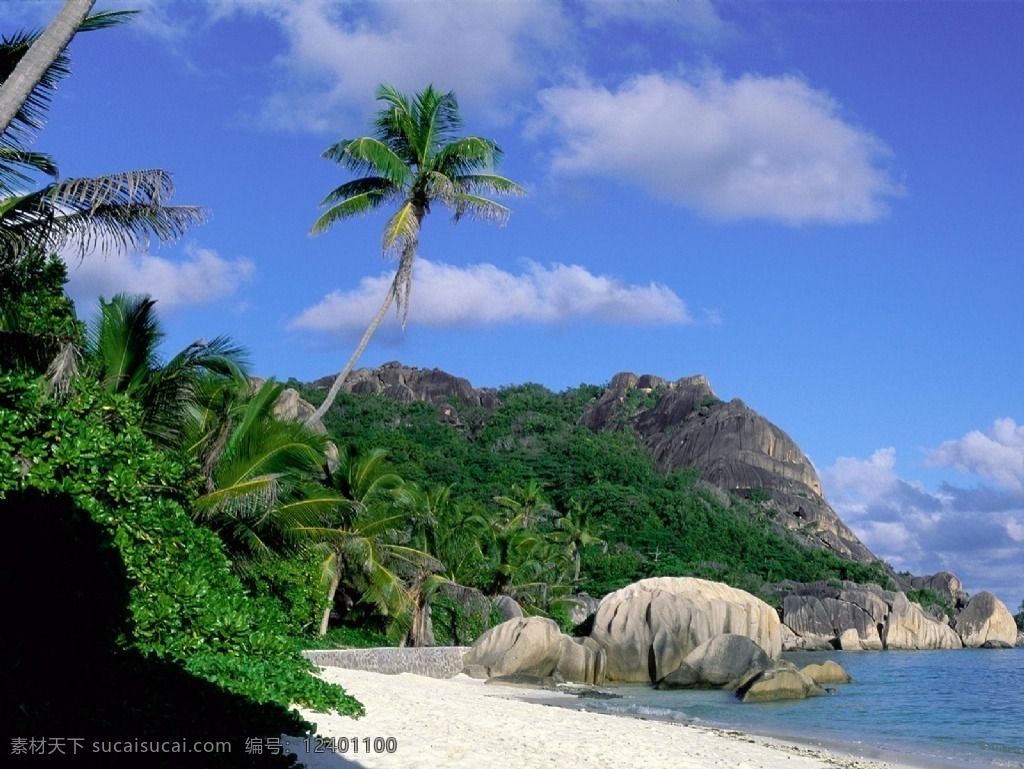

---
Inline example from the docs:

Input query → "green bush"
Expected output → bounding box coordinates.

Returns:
[1,374,363,741]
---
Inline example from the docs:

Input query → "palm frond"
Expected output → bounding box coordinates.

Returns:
[451,193,514,225]
[87,293,162,396]
[310,179,398,236]
[43,339,79,397]
[0,147,57,196]
[433,136,503,177]
[1,169,208,261]
[193,473,282,523]
[322,137,409,187]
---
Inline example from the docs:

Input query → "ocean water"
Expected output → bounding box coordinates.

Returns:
[558,648,1024,769]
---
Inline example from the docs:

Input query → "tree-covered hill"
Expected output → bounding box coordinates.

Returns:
[290,374,894,611]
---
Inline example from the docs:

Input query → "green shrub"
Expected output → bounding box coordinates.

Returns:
[1,374,364,740]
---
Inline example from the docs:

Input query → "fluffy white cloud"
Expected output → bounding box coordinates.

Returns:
[926,418,1024,492]
[289,258,690,334]
[235,0,569,131]
[822,440,1023,607]
[532,71,901,224]
[62,245,254,312]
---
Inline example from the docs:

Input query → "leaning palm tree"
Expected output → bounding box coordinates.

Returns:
[1,10,205,267]
[0,0,97,137]
[306,83,525,424]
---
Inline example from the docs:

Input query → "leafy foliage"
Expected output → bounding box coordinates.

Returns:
[0,374,364,732]
[302,378,896,609]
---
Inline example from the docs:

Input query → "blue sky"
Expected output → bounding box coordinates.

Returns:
[8,1,1022,609]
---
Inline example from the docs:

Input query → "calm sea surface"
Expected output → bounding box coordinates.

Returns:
[555,648,1024,769]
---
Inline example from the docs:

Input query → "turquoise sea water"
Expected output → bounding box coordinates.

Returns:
[556,648,1024,769]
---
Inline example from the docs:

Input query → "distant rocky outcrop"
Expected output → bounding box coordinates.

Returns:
[578,372,880,566]
[311,361,500,423]
[778,581,967,651]
[589,577,781,683]
[952,592,1018,648]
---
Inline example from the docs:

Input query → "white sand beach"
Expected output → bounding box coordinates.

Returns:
[287,668,914,769]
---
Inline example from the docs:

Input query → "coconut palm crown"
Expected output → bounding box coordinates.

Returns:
[307,83,525,423]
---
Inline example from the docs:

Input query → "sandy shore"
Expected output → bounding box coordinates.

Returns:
[285,668,914,769]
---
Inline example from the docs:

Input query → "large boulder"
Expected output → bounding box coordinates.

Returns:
[883,593,963,650]
[554,636,606,685]
[952,592,1017,648]
[737,665,826,703]
[909,571,969,609]
[657,634,772,690]
[461,617,562,679]
[589,577,781,683]
[801,660,852,685]
[461,617,606,685]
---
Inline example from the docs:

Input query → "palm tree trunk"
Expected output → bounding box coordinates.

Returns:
[318,564,342,637]
[306,278,397,426]
[0,0,95,136]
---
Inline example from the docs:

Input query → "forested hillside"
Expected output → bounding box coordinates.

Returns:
[290,376,894,626]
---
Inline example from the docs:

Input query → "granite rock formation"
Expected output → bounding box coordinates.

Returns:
[952,591,1018,648]
[656,633,772,690]
[578,372,879,566]
[736,664,827,703]
[461,617,563,680]
[908,572,969,609]
[312,361,500,421]
[589,577,781,683]
[779,582,961,651]
[461,616,605,685]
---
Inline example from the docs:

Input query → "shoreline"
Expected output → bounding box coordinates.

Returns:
[289,667,918,769]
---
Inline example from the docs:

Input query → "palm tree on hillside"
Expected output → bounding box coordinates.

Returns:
[306,83,525,424]
[297,446,432,638]
[84,293,247,447]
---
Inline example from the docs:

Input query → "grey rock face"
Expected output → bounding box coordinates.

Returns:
[313,361,501,412]
[884,593,963,650]
[492,594,524,621]
[657,633,772,690]
[908,572,969,609]
[461,617,563,679]
[461,617,605,685]
[579,372,879,565]
[952,591,1018,648]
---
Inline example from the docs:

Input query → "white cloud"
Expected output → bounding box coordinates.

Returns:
[289,257,690,335]
[926,418,1024,492]
[822,444,1024,607]
[236,0,569,131]
[531,71,902,224]
[62,244,254,313]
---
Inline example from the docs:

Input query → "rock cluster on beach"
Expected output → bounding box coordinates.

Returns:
[462,577,848,703]
[777,578,1018,651]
